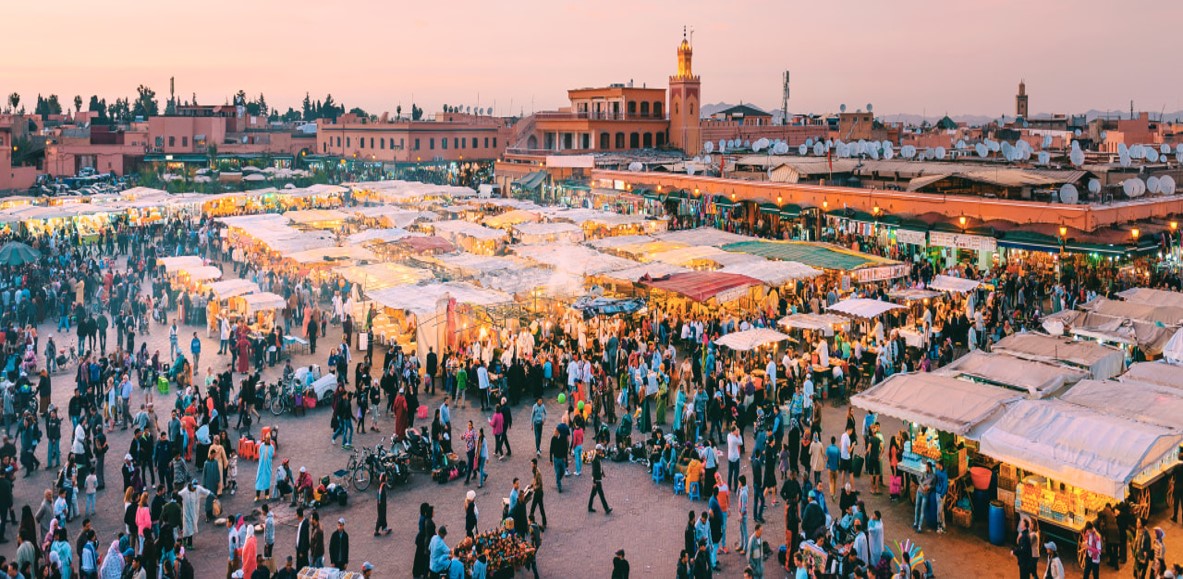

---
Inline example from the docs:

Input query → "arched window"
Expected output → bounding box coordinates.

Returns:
[615,132,625,149]
[640,102,650,117]
[642,133,653,148]
[627,101,637,116]
[599,133,610,150]
[654,102,663,118]
[629,133,640,148]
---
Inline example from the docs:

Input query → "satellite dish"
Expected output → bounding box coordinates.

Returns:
[1124,178,1145,197]
[627,162,643,172]
[976,143,989,158]
[1060,184,1079,204]
[1148,149,1160,163]
[1041,135,1052,149]
[805,138,813,147]
[837,143,850,158]
[1001,142,1014,157]
[799,144,808,155]
[866,103,874,112]
[1071,140,1081,152]
[869,147,880,160]
[1088,179,1101,194]
[1148,176,1161,193]
[956,140,967,150]
[924,148,936,160]
[1038,151,1050,165]
[1069,149,1085,166]
[731,139,740,148]
[1162,144,1172,155]
[703,155,712,164]
[813,142,825,156]
[743,140,751,149]
[1130,145,1143,160]
[1120,153,1132,167]
[704,141,714,153]
[1161,175,1177,194]
[775,142,789,154]
[988,140,1001,153]
[1118,143,1129,156]
[752,138,768,152]
[1074,129,1082,137]
[935,146,946,160]
[840,104,847,113]
[1177,150,1183,164]
[686,166,696,176]
[883,148,894,160]
[881,140,892,151]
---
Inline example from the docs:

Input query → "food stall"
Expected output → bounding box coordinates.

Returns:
[512,222,585,245]
[940,350,1088,398]
[430,220,509,256]
[640,271,765,318]
[332,262,434,293]
[365,282,513,363]
[512,245,636,278]
[992,332,1127,380]
[777,313,851,337]
[979,399,1183,549]
[235,292,287,333]
[205,279,262,333]
[284,209,350,231]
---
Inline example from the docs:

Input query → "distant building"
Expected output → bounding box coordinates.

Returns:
[1016,80,1029,119]
[316,112,513,163]
[708,103,773,125]
[668,31,702,155]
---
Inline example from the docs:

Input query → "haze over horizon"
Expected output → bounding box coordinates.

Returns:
[4,0,1178,119]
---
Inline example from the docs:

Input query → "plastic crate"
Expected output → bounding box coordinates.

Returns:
[952,506,973,528]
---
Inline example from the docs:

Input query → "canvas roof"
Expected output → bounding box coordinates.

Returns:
[827,297,907,319]
[978,399,1182,500]
[851,372,1021,436]
[992,332,1126,380]
[1116,287,1183,309]
[1060,379,1183,431]
[641,271,761,303]
[332,263,433,291]
[241,292,286,314]
[206,279,260,300]
[940,350,1087,398]
[721,240,899,271]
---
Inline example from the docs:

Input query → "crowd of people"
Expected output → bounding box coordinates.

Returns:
[0,187,1178,579]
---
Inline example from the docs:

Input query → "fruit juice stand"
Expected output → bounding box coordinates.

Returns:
[978,398,1183,559]
[852,372,1024,528]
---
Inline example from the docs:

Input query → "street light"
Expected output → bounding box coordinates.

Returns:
[958,215,967,228]
[1172,221,1178,232]
[1131,228,1140,240]
[1058,226,1067,238]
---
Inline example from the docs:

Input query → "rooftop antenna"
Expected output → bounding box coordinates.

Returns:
[1131,100,1135,120]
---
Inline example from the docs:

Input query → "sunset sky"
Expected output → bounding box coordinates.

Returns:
[4,1,1177,118]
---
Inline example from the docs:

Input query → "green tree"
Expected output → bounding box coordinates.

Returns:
[234,89,247,107]
[396,105,402,120]
[88,96,109,123]
[411,104,423,121]
[282,107,301,122]
[6,93,18,112]
[133,85,158,118]
[73,95,83,114]
[302,93,314,121]
[108,98,131,122]
[348,106,368,118]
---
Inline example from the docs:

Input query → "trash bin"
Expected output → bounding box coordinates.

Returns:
[988,500,1006,546]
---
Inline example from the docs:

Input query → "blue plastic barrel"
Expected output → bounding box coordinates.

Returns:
[973,489,990,521]
[988,500,1006,545]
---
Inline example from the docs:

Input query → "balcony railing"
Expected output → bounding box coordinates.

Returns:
[534,111,665,122]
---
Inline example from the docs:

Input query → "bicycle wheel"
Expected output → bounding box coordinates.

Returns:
[353,464,372,491]
[346,455,358,474]
[270,396,286,416]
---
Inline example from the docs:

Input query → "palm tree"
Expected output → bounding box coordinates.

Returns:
[7,93,19,112]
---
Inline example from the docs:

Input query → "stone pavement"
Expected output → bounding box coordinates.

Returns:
[10,264,1178,577]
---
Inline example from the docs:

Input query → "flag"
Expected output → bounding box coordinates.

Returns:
[827,148,833,172]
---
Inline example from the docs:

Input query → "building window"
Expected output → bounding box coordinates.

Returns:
[401,138,405,149]
[471,137,477,148]
[346,137,351,148]
[414,138,420,150]
[183,136,189,147]
[629,133,639,148]
[430,138,435,150]
[442,138,447,150]
[370,138,374,149]
[168,136,175,147]
[336,136,341,147]
[484,137,489,148]
[640,102,650,117]
[454,138,460,149]
[628,102,637,116]
[155,137,164,148]
[599,133,610,150]
[380,138,385,150]
[643,133,652,148]
[615,132,625,148]
[654,102,663,117]
[493,138,497,148]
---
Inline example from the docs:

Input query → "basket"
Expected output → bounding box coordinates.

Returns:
[951,506,972,529]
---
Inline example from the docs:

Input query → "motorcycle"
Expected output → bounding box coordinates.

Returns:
[399,427,433,472]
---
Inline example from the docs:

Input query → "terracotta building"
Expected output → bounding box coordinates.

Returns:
[315,112,512,163]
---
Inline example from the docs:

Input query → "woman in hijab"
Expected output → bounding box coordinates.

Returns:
[100,540,124,579]
[49,527,72,579]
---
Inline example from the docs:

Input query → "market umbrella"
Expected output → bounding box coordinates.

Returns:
[713,328,792,351]
[0,242,40,266]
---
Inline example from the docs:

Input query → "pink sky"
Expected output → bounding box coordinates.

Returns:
[3,0,1178,118]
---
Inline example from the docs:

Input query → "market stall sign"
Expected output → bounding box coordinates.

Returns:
[714,284,752,303]
[852,264,910,283]
[894,229,927,246]
[929,231,997,252]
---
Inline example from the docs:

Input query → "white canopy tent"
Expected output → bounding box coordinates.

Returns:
[657,227,757,247]
[1116,287,1183,309]
[346,228,413,245]
[1059,379,1183,430]
[512,222,586,244]
[182,266,223,282]
[159,256,205,273]
[241,292,286,314]
[714,328,792,351]
[827,298,907,319]
[851,372,1021,436]
[978,399,1183,500]
[719,260,822,285]
[1164,329,1183,365]
[1119,362,1183,390]
[940,350,1087,398]
[926,275,982,293]
[431,220,510,242]
[207,279,260,300]
[601,262,691,284]
[512,245,636,277]
[333,263,433,291]
[778,313,850,336]
[993,332,1126,380]
[284,245,377,265]
[648,246,764,268]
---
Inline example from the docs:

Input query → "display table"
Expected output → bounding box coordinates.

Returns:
[898,327,925,349]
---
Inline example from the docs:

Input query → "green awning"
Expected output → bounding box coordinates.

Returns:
[828,209,876,223]
[642,191,662,200]
[714,196,737,208]
[513,171,548,192]
[721,240,896,271]
[895,218,930,233]
[1064,242,1127,258]
[779,204,802,218]
[759,202,781,214]
[665,189,688,200]
[998,230,1062,253]
[143,153,210,163]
